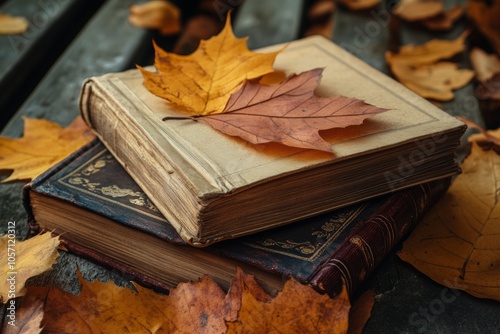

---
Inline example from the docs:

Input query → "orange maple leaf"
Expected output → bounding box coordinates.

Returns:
[0,117,95,182]
[138,16,280,115]
[179,68,386,153]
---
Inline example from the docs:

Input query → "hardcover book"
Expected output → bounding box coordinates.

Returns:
[24,139,451,296]
[79,35,465,246]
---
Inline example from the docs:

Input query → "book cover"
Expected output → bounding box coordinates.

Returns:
[79,35,464,246]
[24,139,451,296]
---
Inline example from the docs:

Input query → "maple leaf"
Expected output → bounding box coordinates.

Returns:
[24,267,351,333]
[398,126,500,301]
[0,233,60,303]
[393,0,444,22]
[0,116,95,182]
[2,291,44,334]
[138,15,280,115]
[386,33,474,101]
[467,0,500,56]
[182,68,386,153]
[422,5,464,31]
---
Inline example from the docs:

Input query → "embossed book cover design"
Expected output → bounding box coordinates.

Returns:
[24,139,451,295]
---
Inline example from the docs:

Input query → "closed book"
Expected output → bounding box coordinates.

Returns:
[24,139,451,296]
[79,35,464,246]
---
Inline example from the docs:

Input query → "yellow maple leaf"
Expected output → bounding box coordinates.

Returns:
[0,116,95,182]
[0,233,60,303]
[138,16,280,115]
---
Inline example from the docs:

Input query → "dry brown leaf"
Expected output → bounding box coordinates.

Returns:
[422,5,464,30]
[0,233,59,303]
[393,0,444,21]
[347,289,375,334]
[470,48,500,83]
[139,16,280,115]
[386,33,473,101]
[389,61,474,101]
[129,0,180,35]
[226,279,350,333]
[467,0,500,56]
[0,13,29,34]
[398,135,500,301]
[2,291,44,334]
[190,68,387,153]
[0,116,95,182]
[339,0,381,11]
[386,32,468,66]
[26,267,351,333]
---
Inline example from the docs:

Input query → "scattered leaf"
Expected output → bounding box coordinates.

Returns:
[393,0,444,22]
[389,61,474,101]
[422,5,464,31]
[129,0,181,35]
[2,291,44,334]
[386,33,473,101]
[0,13,29,35]
[398,134,500,301]
[457,117,500,151]
[339,0,381,11]
[470,48,500,83]
[0,233,60,303]
[226,279,350,333]
[24,267,351,333]
[348,289,375,334]
[0,116,95,182]
[190,68,386,153]
[467,0,500,56]
[138,16,280,115]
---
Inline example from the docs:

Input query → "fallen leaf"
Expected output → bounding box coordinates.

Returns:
[386,33,473,101]
[0,13,29,34]
[26,267,351,333]
[467,0,500,56]
[386,32,468,67]
[226,279,350,333]
[470,48,500,83]
[129,0,181,35]
[0,116,95,182]
[339,0,381,11]
[393,0,444,22]
[389,61,474,101]
[188,68,386,152]
[398,135,500,301]
[138,15,280,115]
[2,291,44,334]
[422,5,464,30]
[347,289,375,334]
[457,117,500,151]
[0,233,60,303]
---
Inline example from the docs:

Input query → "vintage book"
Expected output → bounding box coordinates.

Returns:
[79,35,465,246]
[24,139,451,296]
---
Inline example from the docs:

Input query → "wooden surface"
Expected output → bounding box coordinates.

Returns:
[1,0,499,332]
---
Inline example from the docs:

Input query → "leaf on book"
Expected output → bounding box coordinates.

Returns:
[0,116,95,182]
[2,290,44,334]
[398,127,500,301]
[393,0,444,22]
[25,267,351,333]
[386,33,474,101]
[129,0,181,35]
[0,233,60,303]
[0,13,29,34]
[422,5,464,31]
[339,0,381,11]
[467,0,500,56]
[194,68,387,153]
[138,15,280,115]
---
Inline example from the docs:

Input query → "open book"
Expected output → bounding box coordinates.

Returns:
[80,36,465,246]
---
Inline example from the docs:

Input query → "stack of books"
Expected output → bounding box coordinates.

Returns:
[23,36,465,296]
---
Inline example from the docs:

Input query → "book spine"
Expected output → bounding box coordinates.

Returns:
[309,178,451,297]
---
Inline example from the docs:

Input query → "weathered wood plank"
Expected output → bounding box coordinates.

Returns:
[0,0,104,129]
